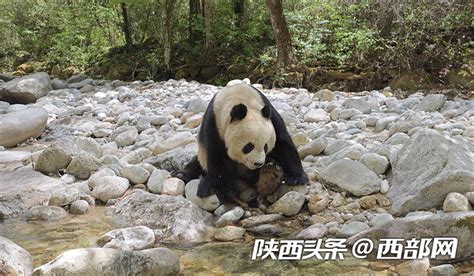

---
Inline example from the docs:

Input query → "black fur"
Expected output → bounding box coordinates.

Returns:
[230,104,247,122]
[178,85,309,199]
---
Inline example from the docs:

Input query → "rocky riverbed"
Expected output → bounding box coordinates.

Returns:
[0,72,473,275]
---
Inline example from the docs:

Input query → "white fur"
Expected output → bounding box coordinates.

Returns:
[201,84,276,170]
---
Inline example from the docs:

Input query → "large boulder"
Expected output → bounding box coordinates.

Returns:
[0,106,47,147]
[0,236,32,276]
[0,168,64,219]
[388,129,474,215]
[144,143,197,172]
[107,190,215,243]
[32,247,180,275]
[348,212,474,259]
[0,72,52,103]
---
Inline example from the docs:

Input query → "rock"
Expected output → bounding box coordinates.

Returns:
[184,114,203,128]
[338,108,362,120]
[32,247,180,275]
[240,214,283,228]
[418,94,446,112]
[148,131,195,155]
[247,224,281,236]
[66,74,88,84]
[427,264,457,276]
[147,169,171,194]
[348,212,474,259]
[115,128,138,147]
[25,206,68,221]
[0,106,47,147]
[375,116,398,132]
[66,151,100,179]
[369,213,394,227]
[443,192,471,212]
[267,191,306,216]
[359,153,389,175]
[88,168,116,189]
[122,165,150,184]
[96,226,155,251]
[51,78,66,90]
[313,89,334,101]
[184,179,220,212]
[108,190,215,243]
[296,223,328,239]
[0,168,64,218]
[0,72,52,103]
[331,193,346,207]
[48,187,80,206]
[121,148,152,164]
[359,195,377,209]
[342,98,372,114]
[307,193,329,214]
[0,236,32,276]
[216,207,244,227]
[304,109,329,122]
[161,178,185,196]
[395,259,430,275]
[214,226,246,241]
[186,97,208,113]
[336,221,370,238]
[320,159,381,196]
[388,129,474,215]
[92,176,129,203]
[70,199,89,214]
[465,191,474,205]
[144,143,197,172]
[298,137,328,158]
[36,137,102,174]
[385,132,410,145]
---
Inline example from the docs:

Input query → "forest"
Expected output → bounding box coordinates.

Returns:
[0,0,472,91]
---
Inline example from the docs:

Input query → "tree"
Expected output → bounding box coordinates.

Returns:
[233,0,245,28]
[164,0,175,70]
[188,0,202,47]
[265,0,294,68]
[120,2,133,49]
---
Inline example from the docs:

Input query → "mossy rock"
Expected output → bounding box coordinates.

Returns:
[388,69,435,91]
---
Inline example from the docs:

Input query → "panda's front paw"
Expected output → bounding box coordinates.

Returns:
[282,173,309,186]
[196,177,216,198]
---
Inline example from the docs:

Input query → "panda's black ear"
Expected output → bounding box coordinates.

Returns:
[230,104,247,122]
[261,105,271,119]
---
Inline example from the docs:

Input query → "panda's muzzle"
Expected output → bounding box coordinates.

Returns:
[254,162,264,168]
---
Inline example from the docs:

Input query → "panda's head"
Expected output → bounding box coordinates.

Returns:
[224,103,276,170]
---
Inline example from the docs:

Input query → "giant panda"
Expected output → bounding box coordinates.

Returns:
[178,83,308,201]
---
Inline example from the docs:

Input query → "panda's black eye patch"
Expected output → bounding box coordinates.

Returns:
[242,143,254,154]
[264,144,268,153]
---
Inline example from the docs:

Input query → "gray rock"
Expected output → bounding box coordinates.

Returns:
[313,89,334,101]
[336,221,370,238]
[385,132,410,145]
[247,224,281,236]
[465,191,474,205]
[88,168,116,189]
[216,207,244,227]
[240,214,284,228]
[342,98,372,114]
[296,223,328,239]
[145,143,197,172]
[267,191,306,216]
[323,139,356,155]
[418,94,446,112]
[427,264,457,276]
[359,153,389,175]
[66,151,101,179]
[395,258,430,275]
[338,108,362,120]
[369,213,394,227]
[147,169,170,194]
[0,195,26,219]
[96,226,155,251]
[304,109,329,122]
[186,97,208,113]
[32,247,180,275]
[348,212,474,259]
[115,129,138,147]
[214,226,246,241]
[443,192,471,212]
[0,72,52,103]
[185,179,220,212]
[51,78,66,90]
[122,165,150,184]
[0,106,47,147]
[66,74,88,84]
[70,199,89,214]
[120,148,152,164]
[375,115,398,132]
[388,129,474,215]
[161,178,185,196]
[108,190,215,243]
[0,236,32,276]
[320,159,381,196]
[25,205,68,221]
[298,137,327,158]
[92,176,129,203]
[48,187,80,206]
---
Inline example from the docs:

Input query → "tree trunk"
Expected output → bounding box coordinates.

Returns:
[202,0,210,52]
[164,0,176,70]
[188,0,202,47]
[265,0,294,68]
[120,2,133,50]
[233,0,245,28]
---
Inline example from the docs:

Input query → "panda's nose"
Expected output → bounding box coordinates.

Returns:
[254,162,264,168]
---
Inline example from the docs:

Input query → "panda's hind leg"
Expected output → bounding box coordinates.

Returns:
[173,155,203,183]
